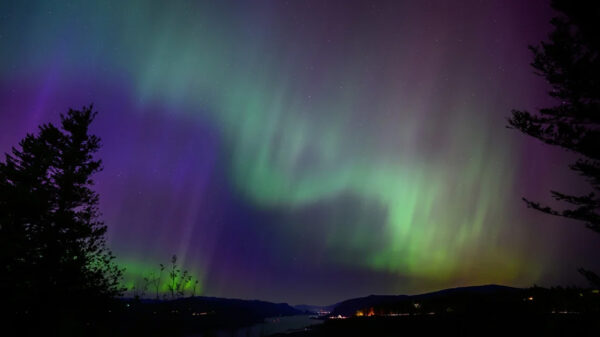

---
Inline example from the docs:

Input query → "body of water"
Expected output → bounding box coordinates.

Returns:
[190,315,323,337]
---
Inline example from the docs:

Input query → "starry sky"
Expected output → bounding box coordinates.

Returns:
[1,0,599,305]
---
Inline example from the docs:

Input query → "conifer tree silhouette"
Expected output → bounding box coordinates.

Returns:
[509,0,600,285]
[0,105,123,333]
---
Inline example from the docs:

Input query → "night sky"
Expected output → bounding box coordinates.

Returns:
[1,0,599,305]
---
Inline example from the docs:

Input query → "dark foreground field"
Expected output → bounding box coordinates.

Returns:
[277,314,600,337]
[9,285,600,336]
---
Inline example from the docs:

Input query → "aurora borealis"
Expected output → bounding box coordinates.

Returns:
[1,0,599,305]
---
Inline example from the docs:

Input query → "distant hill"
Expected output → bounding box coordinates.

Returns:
[170,296,302,318]
[330,284,522,316]
[278,286,600,337]
[117,295,303,335]
[412,284,520,298]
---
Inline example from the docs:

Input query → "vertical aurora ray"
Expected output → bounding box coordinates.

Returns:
[1,0,598,304]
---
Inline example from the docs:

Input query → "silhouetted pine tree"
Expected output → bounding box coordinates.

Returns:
[0,106,123,333]
[509,1,600,285]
